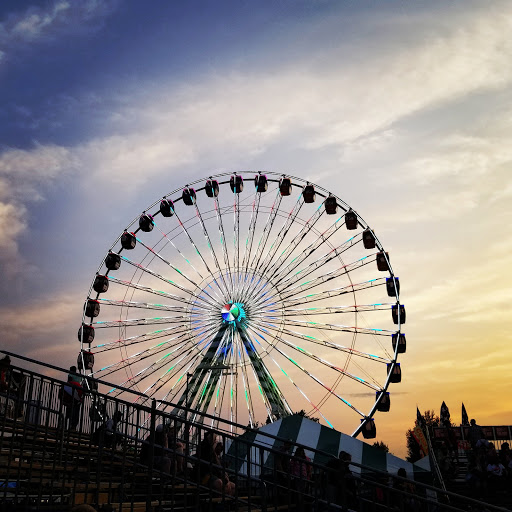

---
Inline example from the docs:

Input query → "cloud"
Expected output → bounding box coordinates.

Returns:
[0,144,75,278]
[0,0,119,58]
[2,1,512,326]
[0,292,81,364]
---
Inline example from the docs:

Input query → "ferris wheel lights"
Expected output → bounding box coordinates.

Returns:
[302,184,316,203]
[139,214,154,232]
[78,323,95,344]
[182,187,197,205]
[387,363,401,383]
[376,391,390,412]
[386,277,400,297]
[279,177,292,196]
[121,231,137,250]
[345,210,358,230]
[376,251,390,271]
[391,304,406,324]
[324,196,338,214]
[85,299,100,318]
[160,198,175,217]
[361,417,377,439]
[205,180,220,197]
[362,228,376,249]
[105,252,121,270]
[392,333,406,354]
[77,350,94,371]
[254,174,268,192]
[230,174,244,193]
[93,275,109,294]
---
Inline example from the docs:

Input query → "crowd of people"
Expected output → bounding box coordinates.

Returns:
[464,419,512,497]
[4,355,512,511]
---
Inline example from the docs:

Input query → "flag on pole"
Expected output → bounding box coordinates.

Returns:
[461,403,469,426]
[412,425,429,457]
[440,401,450,427]
[416,407,425,428]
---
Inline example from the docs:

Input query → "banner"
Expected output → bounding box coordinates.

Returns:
[412,425,429,457]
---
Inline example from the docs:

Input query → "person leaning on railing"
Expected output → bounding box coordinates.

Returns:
[59,366,84,431]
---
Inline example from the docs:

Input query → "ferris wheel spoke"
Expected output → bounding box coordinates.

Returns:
[177,325,231,417]
[246,322,367,416]
[94,315,211,329]
[238,192,262,300]
[233,192,241,296]
[173,209,227,302]
[195,338,235,417]
[237,345,257,427]
[278,254,376,300]
[236,326,292,419]
[249,187,283,272]
[146,350,215,408]
[264,204,325,279]
[245,325,334,427]
[119,254,219,308]
[152,219,206,281]
[108,345,193,396]
[96,331,193,384]
[109,321,223,397]
[91,324,191,353]
[213,196,233,297]
[251,321,392,363]
[193,202,231,298]
[258,194,304,278]
[268,212,351,285]
[96,298,200,314]
[146,327,229,410]
[241,186,261,271]
[240,274,280,310]
[280,278,386,307]
[281,303,394,317]
[271,231,362,290]
[134,235,208,293]
[106,275,213,311]
[268,317,394,337]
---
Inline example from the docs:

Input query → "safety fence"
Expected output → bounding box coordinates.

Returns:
[1,350,510,512]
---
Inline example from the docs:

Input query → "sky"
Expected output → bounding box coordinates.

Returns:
[0,0,511,458]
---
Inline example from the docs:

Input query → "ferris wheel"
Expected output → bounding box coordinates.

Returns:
[78,172,405,438]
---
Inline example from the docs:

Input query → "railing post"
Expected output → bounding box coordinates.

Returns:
[146,398,156,512]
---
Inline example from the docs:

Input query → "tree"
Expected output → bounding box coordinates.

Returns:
[406,409,440,463]
[296,409,320,423]
[372,441,389,453]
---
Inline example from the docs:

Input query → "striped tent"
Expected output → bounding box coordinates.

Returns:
[227,414,431,482]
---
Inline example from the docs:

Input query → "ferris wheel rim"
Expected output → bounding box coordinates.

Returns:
[79,171,403,439]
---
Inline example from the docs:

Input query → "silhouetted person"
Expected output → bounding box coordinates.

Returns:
[61,366,83,430]
[468,419,485,449]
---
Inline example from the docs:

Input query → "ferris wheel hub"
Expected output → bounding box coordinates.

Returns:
[221,302,246,324]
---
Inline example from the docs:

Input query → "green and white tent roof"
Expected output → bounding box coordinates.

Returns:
[227,414,431,481]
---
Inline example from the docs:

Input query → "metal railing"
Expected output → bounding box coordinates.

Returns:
[1,350,510,512]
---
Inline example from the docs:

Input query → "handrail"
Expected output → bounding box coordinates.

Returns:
[1,348,509,512]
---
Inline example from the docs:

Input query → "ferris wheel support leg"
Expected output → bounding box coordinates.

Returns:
[236,325,290,420]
